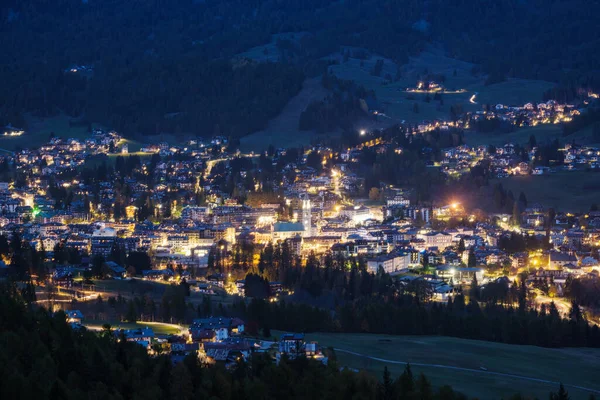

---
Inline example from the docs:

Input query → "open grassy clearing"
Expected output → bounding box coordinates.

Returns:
[490,170,600,213]
[326,48,554,126]
[296,332,600,400]
[325,50,477,125]
[464,121,598,150]
[91,278,169,298]
[237,45,556,146]
[474,79,555,107]
[240,76,333,152]
[400,49,481,91]
[117,138,144,152]
[89,278,238,308]
[0,114,101,151]
[463,125,566,147]
[235,32,309,63]
[84,320,184,335]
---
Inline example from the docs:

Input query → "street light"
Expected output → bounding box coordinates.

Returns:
[360,129,366,136]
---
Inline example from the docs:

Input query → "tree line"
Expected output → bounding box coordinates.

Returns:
[299,72,376,133]
[0,286,579,400]
[4,0,599,139]
[0,287,464,400]
[234,290,600,349]
[225,247,600,348]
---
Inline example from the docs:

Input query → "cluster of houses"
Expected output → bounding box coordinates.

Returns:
[438,140,600,179]
[4,142,597,302]
[403,95,594,139]
[470,100,580,128]
[1,112,599,317]
[405,80,467,94]
[563,144,600,169]
[66,311,325,368]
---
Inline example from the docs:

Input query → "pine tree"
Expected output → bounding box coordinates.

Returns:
[528,134,537,148]
[381,366,393,400]
[202,295,212,317]
[0,234,9,257]
[396,364,414,396]
[113,200,122,220]
[518,191,528,208]
[518,275,528,311]
[125,299,137,322]
[457,238,465,254]
[207,247,216,270]
[262,325,271,338]
[569,301,584,323]
[512,201,521,226]
[549,383,570,400]
[469,274,479,300]
[416,373,433,400]
[170,362,193,400]
[468,247,476,267]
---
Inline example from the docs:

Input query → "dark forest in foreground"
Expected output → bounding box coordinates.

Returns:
[0,287,578,400]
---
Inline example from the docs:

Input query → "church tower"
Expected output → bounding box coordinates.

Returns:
[300,193,311,237]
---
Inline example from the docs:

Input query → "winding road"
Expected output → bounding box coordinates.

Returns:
[334,348,600,395]
[469,92,478,104]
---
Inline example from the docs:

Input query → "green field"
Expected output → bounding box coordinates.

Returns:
[326,49,554,125]
[474,79,555,107]
[0,114,102,151]
[464,125,565,147]
[300,332,600,400]
[490,170,600,213]
[237,47,557,147]
[84,320,184,335]
[326,51,479,125]
[90,278,235,307]
[464,124,599,148]
[91,278,169,299]
[118,138,144,152]
[240,77,332,152]
[235,32,309,63]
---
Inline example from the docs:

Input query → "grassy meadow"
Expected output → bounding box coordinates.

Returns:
[84,320,183,335]
[297,332,600,400]
[326,48,554,125]
[240,76,332,152]
[490,170,600,213]
[0,114,100,151]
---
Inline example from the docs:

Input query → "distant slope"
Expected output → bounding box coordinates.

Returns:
[235,32,310,63]
[464,125,600,148]
[327,48,555,126]
[490,170,600,213]
[301,332,600,400]
[240,77,330,151]
[3,0,598,139]
[241,47,561,147]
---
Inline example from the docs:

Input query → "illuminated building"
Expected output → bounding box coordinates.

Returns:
[300,193,312,237]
